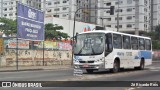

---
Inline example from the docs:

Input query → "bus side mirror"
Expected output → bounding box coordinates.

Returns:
[75,32,78,43]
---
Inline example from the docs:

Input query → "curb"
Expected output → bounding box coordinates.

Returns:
[0,66,73,72]
[152,61,160,63]
[0,68,43,72]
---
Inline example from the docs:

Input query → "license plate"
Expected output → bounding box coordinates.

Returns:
[83,64,88,67]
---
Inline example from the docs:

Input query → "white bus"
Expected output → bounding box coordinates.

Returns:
[73,30,152,73]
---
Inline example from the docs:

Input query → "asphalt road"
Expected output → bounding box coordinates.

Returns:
[0,62,160,90]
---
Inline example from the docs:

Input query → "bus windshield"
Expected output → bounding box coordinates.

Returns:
[74,33,105,55]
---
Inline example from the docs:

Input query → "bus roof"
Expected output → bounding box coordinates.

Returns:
[78,30,151,39]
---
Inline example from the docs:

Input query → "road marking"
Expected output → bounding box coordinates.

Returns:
[127,88,136,90]
[127,87,142,90]
[149,70,160,71]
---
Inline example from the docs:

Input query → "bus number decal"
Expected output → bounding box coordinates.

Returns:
[126,52,132,56]
[117,52,124,56]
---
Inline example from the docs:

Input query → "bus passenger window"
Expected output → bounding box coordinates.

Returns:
[123,35,131,49]
[145,39,151,50]
[131,37,138,50]
[113,34,122,49]
[139,38,145,50]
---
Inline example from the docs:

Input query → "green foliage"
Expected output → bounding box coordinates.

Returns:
[0,18,17,36]
[45,23,69,40]
[144,24,160,50]
[0,18,69,40]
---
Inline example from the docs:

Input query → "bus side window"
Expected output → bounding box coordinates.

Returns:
[145,39,151,50]
[113,34,122,49]
[131,37,138,50]
[139,38,145,50]
[105,33,113,55]
[123,35,131,49]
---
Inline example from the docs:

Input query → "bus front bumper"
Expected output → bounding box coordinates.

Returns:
[74,63,104,70]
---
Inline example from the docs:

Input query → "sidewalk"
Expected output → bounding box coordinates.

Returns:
[0,65,73,72]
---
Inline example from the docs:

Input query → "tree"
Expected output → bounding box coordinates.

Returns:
[0,18,70,40]
[45,23,69,40]
[144,24,160,50]
[0,18,17,36]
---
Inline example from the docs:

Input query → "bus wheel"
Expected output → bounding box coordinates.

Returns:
[86,69,94,73]
[110,60,119,73]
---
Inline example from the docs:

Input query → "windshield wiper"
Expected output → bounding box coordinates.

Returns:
[77,45,84,55]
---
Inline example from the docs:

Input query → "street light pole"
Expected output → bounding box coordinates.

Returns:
[100,17,104,27]
[117,0,119,32]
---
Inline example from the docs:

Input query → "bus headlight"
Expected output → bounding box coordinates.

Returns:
[74,65,79,69]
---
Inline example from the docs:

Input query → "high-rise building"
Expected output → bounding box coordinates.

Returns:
[45,0,97,24]
[151,0,160,31]
[0,0,43,20]
[97,0,151,35]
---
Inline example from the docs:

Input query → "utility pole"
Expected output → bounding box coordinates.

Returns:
[117,0,119,32]
[135,0,139,35]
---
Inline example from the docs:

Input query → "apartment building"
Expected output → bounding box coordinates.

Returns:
[0,0,43,20]
[45,0,97,24]
[151,0,160,30]
[97,0,151,34]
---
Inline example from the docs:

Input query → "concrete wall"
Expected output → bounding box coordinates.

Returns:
[0,49,72,66]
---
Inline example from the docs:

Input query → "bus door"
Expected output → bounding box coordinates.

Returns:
[105,33,113,68]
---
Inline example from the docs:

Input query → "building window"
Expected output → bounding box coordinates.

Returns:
[127,8,132,12]
[106,2,111,6]
[63,7,67,10]
[116,9,123,12]
[107,18,111,21]
[119,25,122,28]
[11,2,13,4]
[63,0,67,3]
[9,8,13,10]
[4,8,7,11]
[9,13,13,16]
[53,15,59,17]
[106,25,111,27]
[115,25,122,28]
[115,17,122,20]
[3,3,7,5]
[62,14,67,17]
[106,10,110,13]
[127,0,132,4]
[4,14,7,17]
[127,16,132,20]
[115,2,119,5]
[54,8,60,11]
[47,9,52,12]
[54,1,60,4]
[48,2,52,5]
[127,24,132,28]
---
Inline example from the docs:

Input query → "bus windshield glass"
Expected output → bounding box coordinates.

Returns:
[74,33,105,55]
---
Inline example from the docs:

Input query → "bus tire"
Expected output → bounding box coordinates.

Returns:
[86,69,94,73]
[110,60,119,73]
[135,60,145,70]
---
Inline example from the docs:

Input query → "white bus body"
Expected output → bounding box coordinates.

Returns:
[73,30,152,73]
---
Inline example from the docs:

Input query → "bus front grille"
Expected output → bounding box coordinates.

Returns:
[79,61,94,63]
